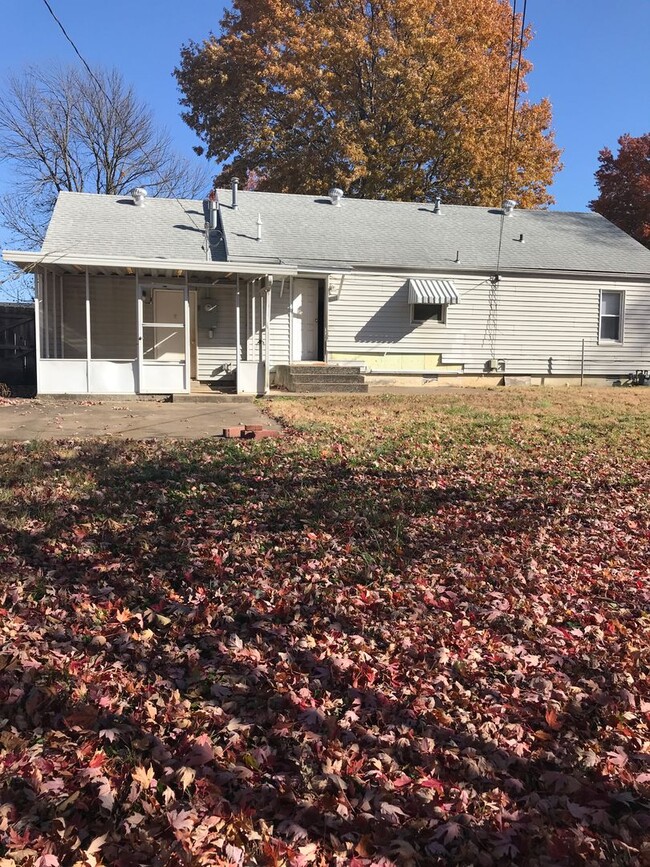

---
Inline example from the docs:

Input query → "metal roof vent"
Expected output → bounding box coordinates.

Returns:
[503,199,517,216]
[131,187,147,207]
[328,187,344,207]
[433,196,442,214]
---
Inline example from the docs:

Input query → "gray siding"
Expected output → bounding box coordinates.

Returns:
[327,272,650,376]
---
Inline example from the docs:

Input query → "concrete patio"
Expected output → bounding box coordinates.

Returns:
[0,398,281,441]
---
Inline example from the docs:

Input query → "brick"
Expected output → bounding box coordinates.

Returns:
[244,424,265,432]
[223,426,244,438]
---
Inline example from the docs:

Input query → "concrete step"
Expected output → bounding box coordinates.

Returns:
[285,372,366,384]
[276,364,363,376]
[173,393,253,403]
[289,381,369,393]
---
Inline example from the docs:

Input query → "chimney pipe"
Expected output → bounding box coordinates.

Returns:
[433,196,442,214]
[256,213,262,241]
[231,177,239,210]
[208,191,218,230]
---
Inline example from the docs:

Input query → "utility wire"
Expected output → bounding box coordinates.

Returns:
[495,0,528,275]
[39,0,205,234]
[497,1,519,209]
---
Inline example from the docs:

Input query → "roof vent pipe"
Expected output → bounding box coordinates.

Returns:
[131,187,147,207]
[256,213,262,241]
[231,177,239,210]
[328,187,344,207]
[433,196,442,214]
[208,191,218,230]
[503,199,517,216]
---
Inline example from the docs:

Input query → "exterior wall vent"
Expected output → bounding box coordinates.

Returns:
[131,187,147,206]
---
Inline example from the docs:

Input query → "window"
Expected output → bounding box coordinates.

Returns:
[600,291,624,342]
[412,303,444,323]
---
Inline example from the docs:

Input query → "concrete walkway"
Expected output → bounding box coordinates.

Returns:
[0,399,280,441]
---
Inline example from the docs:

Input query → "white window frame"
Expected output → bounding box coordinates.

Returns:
[599,289,625,344]
[410,302,446,325]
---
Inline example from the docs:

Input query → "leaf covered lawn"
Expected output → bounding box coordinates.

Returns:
[1,390,650,866]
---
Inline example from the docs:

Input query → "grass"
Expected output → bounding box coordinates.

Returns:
[1,388,650,866]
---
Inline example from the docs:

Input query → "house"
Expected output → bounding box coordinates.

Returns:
[3,182,650,395]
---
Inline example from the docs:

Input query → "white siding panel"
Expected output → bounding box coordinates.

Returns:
[196,285,237,381]
[327,272,650,376]
[269,281,291,364]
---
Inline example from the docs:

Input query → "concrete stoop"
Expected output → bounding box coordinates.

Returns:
[274,364,369,394]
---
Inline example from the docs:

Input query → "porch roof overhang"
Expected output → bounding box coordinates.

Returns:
[2,250,298,279]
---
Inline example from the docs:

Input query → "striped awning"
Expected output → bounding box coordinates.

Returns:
[407,278,459,305]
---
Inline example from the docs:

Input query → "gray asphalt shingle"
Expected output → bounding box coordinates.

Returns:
[40,189,650,276]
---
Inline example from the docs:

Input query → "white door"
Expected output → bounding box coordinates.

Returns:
[292,278,319,361]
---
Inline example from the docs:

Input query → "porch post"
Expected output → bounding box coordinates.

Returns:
[58,275,64,358]
[235,275,241,387]
[183,274,190,393]
[136,272,143,394]
[43,270,50,358]
[34,272,42,394]
[85,268,91,393]
[264,276,272,395]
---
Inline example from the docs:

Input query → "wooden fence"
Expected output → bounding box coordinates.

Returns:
[0,303,36,394]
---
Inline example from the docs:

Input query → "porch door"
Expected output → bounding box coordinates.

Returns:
[152,289,197,374]
[139,287,189,394]
[292,278,319,361]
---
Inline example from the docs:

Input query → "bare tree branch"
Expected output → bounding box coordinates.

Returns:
[0,64,209,248]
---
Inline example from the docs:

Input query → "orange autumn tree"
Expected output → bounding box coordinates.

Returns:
[175,0,561,207]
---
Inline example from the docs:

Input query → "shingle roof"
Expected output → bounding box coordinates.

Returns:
[40,189,650,276]
[217,189,650,275]
[41,192,225,263]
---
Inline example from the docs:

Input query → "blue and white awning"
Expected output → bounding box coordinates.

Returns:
[407,278,459,305]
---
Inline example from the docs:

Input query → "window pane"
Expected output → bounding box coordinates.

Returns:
[413,303,443,322]
[601,292,621,316]
[600,316,620,341]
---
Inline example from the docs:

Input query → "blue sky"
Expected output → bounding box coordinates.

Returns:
[0,0,648,224]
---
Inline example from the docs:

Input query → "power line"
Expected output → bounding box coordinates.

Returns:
[496,0,529,274]
[39,0,205,233]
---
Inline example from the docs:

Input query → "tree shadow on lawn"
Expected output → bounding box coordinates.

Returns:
[1,439,649,864]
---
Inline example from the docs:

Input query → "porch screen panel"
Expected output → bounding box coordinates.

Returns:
[90,278,137,359]
[42,275,88,359]
[40,274,59,358]
[62,284,87,358]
